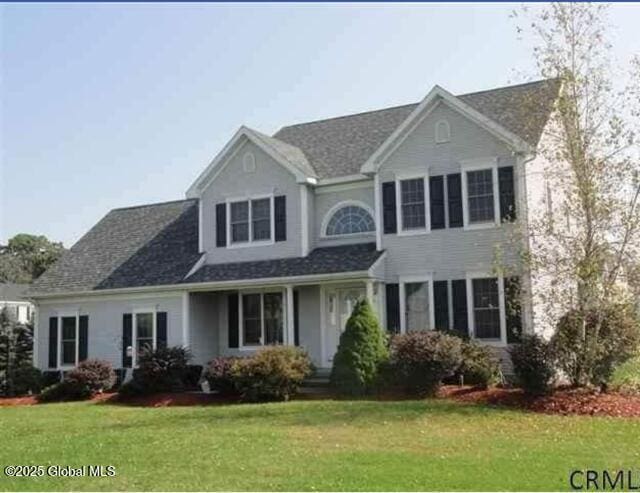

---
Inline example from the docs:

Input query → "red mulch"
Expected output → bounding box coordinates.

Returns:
[440,385,640,417]
[106,392,240,407]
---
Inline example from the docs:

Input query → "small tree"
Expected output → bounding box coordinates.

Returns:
[0,307,36,396]
[330,299,388,395]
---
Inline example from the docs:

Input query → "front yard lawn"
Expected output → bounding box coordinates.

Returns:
[1,399,639,491]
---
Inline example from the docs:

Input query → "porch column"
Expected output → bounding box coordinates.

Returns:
[366,280,374,304]
[285,285,295,345]
[182,292,190,348]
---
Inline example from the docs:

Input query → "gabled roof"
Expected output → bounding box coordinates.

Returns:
[186,126,317,198]
[185,243,383,283]
[0,283,31,302]
[274,79,560,179]
[28,200,201,297]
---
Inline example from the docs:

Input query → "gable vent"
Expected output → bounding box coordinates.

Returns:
[243,152,256,173]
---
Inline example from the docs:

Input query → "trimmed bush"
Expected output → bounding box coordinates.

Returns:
[457,340,501,389]
[510,335,555,395]
[205,357,241,395]
[389,331,464,396]
[552,306,640,389]
[132,346,191,394]
[330,299,389,395]
[41,370,62,388]
[231,346,312,402]
[37,359,115,403]
[184,365,204,390]
[10,365,43,396]
[38,380,92,402]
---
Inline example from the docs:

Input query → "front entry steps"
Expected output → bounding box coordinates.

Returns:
[299,368,332,396]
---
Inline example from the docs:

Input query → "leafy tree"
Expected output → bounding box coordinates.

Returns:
[330,299,388,395]
[0,307,36,396]
[0,234,64,283]
[505,4,640,385]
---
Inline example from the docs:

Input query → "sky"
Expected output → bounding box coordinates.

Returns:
[1,2,639,247]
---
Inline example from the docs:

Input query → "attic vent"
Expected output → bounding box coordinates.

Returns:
[243,152,256,173]
[435,120,451,143]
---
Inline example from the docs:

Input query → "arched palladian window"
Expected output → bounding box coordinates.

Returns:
[435,119,451,143]
[325,203,375,236]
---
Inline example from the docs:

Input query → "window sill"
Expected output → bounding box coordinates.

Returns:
[463,221,499,231]
[396,228,430,237]
[227,239,275,249]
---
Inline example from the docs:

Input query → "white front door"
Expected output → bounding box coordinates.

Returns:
[323,286,366,367]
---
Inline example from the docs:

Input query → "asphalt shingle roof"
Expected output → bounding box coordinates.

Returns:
[28,200,201,296]
[274,79,560,179]
[185,243,382,284]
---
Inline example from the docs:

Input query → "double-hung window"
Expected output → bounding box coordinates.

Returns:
[229,196,273,245]
[398,177,428,232]
[241,291,284,347]
[60,316,78,366]
[135,312,155,356]
[462,160,500,228]
[404,282,431,331]
[471,278,501,340]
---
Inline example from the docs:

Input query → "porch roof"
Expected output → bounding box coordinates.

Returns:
[184,243,383,284]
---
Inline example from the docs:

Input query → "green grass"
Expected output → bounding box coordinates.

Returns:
[611,355,640,393]
[1,399,639,491]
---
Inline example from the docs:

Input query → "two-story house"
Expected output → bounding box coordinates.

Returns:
[28,79,560,374]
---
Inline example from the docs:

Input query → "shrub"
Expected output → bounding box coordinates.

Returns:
[457,340,501,389]
[510,335,555,395]
[133,346,191,393]
[10,365,43,396]
[388,331,464,396]
[205,357,241,395]
[66,359,116,393]
[330,299,389,395]
[184,365,204,390]
[38,380,92,402]
[41,370,62,388]
[231,346,312,402]
[552,306,640,389]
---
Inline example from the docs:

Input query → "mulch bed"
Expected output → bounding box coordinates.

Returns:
[440,385,640,417]
[106,392,240,407]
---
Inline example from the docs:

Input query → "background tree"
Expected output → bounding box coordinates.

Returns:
[0,307,36,396]
[510,3,640,386]
[0,234,64,283]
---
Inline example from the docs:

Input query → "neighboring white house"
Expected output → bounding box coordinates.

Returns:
[27,78,561,374]
[1,283,34,324]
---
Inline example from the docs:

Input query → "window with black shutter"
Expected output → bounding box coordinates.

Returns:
[385,284,400,333]
[505,277,522,343]
[382,182,397,234]
[79,315,88,362]
[430,176,446,230]
[48,317,58,368]
[274,195,287,242]
[122,314,132,368]
[228,293,239,348]
[156,312,168,349]
[451,279,468,335]
[216,203,227,247]
[499,166,516,222]
[433,281,449,330]
[447,173,463,228]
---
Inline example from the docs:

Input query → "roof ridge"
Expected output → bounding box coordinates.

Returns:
[274,78,559,134]
[110,198,196,213]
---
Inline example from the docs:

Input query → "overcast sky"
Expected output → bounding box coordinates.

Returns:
[2,3,639,247]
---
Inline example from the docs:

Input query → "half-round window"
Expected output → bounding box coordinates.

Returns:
[325,205,375,236]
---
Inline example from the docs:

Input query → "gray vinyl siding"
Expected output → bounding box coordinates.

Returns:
[379,101,520,281]
[200,140,302,262]
[35,294,184,370]
[189,292,220,365]
[312,184,376,248]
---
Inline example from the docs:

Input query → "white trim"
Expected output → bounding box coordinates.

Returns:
[226,193,275,248]
[182,292,190,348]
[367,251,386,277]
[36,290,186,305]
[319,285,326,366]
[320,200,376,239]
[132,308,158,368]
[285,285,295,345]
[186,126,315,198]
[374,173,382,250]
[314,178,373,195]
[184,254,206,280]
[465,272,506,346]
[399,274,434,333]
[300,185,309,256]
[316,174,370,186]
[361,85,531,174]
[460,157,501,230]
[395,172,431,236]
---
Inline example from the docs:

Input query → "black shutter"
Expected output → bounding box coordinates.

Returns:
[433,281,449,330]
[79,315,88,362]
[505,277,522,343]
[156,312,167,349]
[385,283,400,334]
[122,314,132,368]
[451,280,468,336]
[48,317,58,368]
[228,293,239,349]
[447,173,463,228]
[382,182,397,234]
[216,203,227,247]
[293,290,300,346]
[499,166,516,222]
[274,195,287,242]
[430,176,446,230]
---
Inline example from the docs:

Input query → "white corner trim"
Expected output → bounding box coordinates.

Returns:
[182,292,190,348]
[300,185,309,256]
[198,199,204,253]
[361,85,532,174]
[186,126,315,198]
[374,173,382,250]
[184,254,206,280]
[320,200,376,239]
